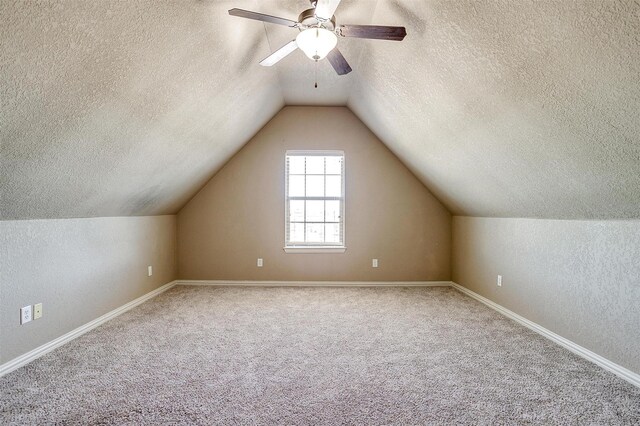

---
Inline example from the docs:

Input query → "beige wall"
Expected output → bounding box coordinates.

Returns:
[0,216,177,363]
[178,106,451,281]
[452,216,640,374]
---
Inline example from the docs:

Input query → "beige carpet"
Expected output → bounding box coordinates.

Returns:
[1,286,639,425]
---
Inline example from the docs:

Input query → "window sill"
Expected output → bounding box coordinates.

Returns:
[283,246,346,254]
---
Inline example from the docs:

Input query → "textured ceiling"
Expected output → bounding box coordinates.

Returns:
[348,0,640,219]
[2,0,640,220]
[1,0,284,219]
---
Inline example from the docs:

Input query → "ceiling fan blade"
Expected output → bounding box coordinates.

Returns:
[314,0,342,20]
[260,40,298,67]
[228,8,298,27]
[326,48,352,75]
[337,25,407,41]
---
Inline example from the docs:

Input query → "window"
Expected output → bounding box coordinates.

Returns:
[285,151,345,253]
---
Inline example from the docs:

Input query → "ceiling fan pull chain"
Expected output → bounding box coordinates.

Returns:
[315,60,318,88]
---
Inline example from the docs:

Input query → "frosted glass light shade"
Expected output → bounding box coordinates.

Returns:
[295,27,337,61]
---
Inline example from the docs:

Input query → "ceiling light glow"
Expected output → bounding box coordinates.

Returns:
[296,27,337,61]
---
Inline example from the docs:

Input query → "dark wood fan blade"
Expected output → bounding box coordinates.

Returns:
[337,25,407,41]
[260,40,298,66]
[228,8,298,27]
[314,0,342,20]
[326,48,352,75]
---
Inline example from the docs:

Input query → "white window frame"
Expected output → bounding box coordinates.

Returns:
[284,150,346,253]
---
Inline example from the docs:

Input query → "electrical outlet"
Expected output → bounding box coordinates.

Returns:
[372,259,379,268]
[257,258,263,267]
[497,275,503,287]
[34,303,43,320]
[147,266,153,277]
[21,305,32,324]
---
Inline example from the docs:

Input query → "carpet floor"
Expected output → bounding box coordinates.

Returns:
[1,286,639,425]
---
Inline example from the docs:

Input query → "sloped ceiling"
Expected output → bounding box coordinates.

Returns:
[348,0,640,219]
[0,0,284,219]
[1,0,639,220]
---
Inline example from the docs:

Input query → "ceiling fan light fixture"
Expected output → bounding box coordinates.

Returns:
[296,27,337,61]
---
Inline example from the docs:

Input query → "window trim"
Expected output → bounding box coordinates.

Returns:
[284,150,346,253]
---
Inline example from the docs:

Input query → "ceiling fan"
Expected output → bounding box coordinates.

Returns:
[229,0,407,76]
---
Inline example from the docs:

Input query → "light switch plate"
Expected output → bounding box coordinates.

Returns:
[372,259,379,268]
[147,266,153,277]
[257,258,263,267]
[34,303,43,320]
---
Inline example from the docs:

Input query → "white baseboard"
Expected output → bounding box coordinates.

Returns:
[449,281,640,389]
[176,280,452,287]
[0,280,177,378]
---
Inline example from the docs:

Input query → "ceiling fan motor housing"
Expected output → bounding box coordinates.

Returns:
[298,8,336,31]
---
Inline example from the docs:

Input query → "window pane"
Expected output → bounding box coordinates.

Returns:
[306,223,324,242]
[289,223,305,243]
[289,200,304,222]
[325,200,341,222]
[305,200,324,222]
[306,175,324,197]
[288,175,305,197]
[325,156,342,174]
[306,156,324,174]
[326,175,342,197]
[325,223,340,243]
[288,156,305,174]
[285,152,345,248]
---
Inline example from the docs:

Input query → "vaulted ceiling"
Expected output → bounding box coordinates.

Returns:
[2,0,639,220]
